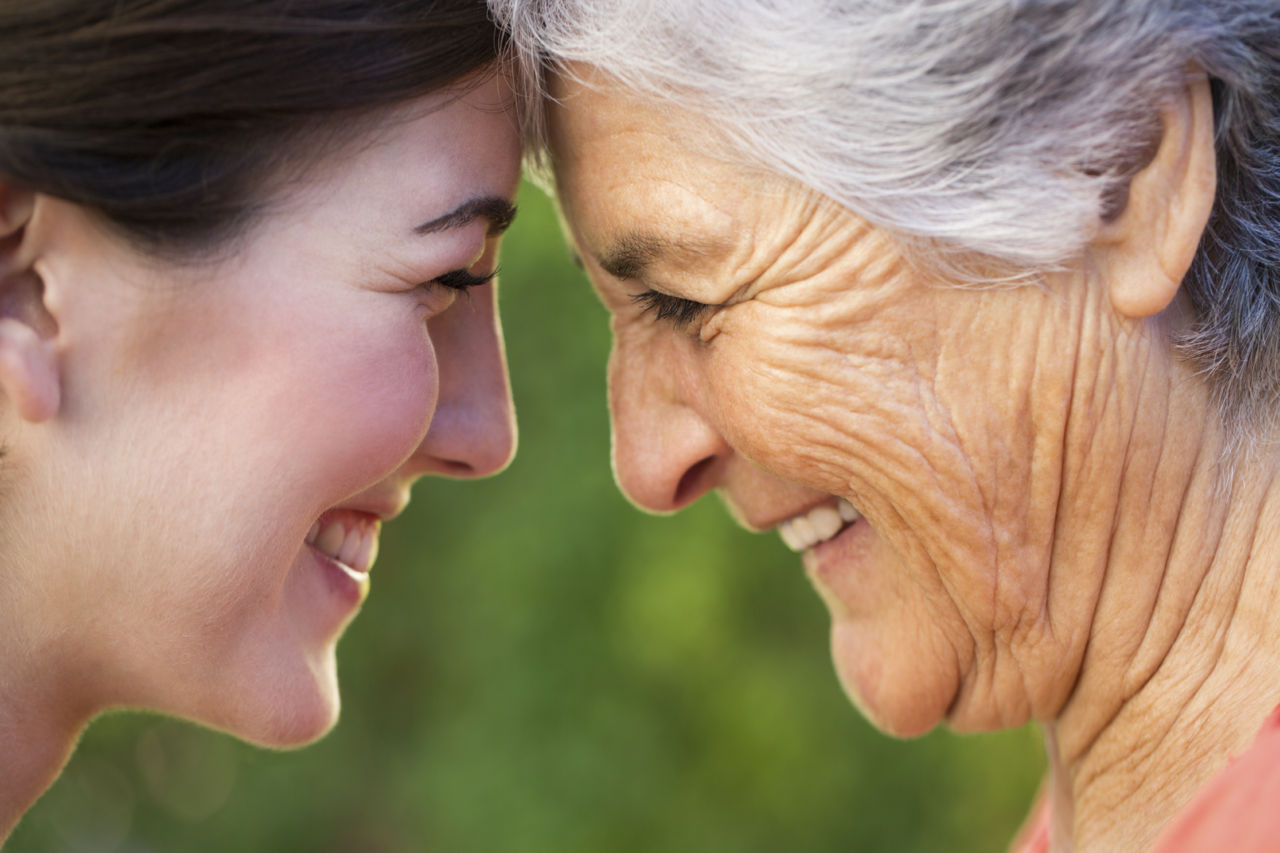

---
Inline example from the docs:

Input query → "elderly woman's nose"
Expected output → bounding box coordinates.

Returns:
[415,285,516,478]
[608,352,727,514]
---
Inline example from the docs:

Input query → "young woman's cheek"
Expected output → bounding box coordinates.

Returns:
[289,319,441,498]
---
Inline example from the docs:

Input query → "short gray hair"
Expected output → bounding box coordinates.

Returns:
[490,0,1280,431]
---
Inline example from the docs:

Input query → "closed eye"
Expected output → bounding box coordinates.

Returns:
[630,289,710,329]
[432,267,497,292]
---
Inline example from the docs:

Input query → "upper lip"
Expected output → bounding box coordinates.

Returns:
[331,488,411,524]
[740,498,838,533]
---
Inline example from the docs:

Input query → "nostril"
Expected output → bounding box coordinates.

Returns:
[437,459,477,478]
[673,455,716,507]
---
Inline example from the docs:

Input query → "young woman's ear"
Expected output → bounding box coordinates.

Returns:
[1093,72,1217,319]
[0,185,60,423]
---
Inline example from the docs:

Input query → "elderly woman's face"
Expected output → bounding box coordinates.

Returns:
[549,74,1122,736]
[20,77,520,744]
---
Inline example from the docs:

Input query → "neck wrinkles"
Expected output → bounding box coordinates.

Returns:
[1046,402,1280,852]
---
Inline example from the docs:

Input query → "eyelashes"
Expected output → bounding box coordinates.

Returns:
[630,289,710,329]
[432,267,497,291]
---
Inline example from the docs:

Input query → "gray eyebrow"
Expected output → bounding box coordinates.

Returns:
[599,230,732,281]
[414,196,518,237]
[598,232,672,280]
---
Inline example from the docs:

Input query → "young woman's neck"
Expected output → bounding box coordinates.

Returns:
[0,678,86,842]
[0,547,94,842]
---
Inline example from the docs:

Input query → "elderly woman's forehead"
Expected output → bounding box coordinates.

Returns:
[549,66,723,148]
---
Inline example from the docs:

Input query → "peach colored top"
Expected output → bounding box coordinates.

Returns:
[1011,705,1280,852]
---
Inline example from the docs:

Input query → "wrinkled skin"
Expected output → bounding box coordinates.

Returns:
[545,63,1280,851]
[547,71,1200,739]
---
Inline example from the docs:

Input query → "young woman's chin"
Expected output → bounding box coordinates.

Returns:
[203,538,369,747]
[205,647,345,749]
[246,683,343,750]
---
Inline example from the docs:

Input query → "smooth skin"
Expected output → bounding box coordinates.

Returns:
[0,76,520,838]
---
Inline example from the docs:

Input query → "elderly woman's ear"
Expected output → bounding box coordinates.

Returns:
[1093,74,1217,320]
[0,184,60,424]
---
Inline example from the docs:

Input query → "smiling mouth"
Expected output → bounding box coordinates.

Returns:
[777,498,861,552]
[306,512,381,582]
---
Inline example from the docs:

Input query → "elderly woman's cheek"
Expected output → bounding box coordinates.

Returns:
[710,325,918,496]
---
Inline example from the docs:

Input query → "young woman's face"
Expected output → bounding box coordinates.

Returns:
[15,76,521,745]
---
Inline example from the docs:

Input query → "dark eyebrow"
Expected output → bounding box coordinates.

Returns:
[414,196,518,237]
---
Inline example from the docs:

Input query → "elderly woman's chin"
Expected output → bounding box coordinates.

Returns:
[827,635,949,739]
[822,610,969,739]
[803,519,1031,739]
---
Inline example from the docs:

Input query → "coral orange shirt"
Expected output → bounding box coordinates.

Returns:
[1011,705,1280,852]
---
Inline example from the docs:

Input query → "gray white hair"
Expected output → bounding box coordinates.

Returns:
[490,0,1280,431]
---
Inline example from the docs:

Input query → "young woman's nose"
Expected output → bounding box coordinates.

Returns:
[607,338,727,514]
[412,282,516,478]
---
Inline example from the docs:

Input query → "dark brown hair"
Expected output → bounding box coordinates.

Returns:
[0,0,503,253]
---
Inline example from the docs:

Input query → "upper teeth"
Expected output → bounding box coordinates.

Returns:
[306,517,380,575]
[777,498,860,552]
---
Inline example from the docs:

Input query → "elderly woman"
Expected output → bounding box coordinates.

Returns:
[0,0,519,840]
[490,0,1280,849]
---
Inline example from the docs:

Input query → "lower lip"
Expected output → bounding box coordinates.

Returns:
[803,518,874,609]
[307,543,370,611]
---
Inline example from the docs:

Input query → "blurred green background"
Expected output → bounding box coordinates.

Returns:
[9,184,1043,853]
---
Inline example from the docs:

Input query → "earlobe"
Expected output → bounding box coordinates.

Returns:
[0,186,61,423]
[0,318,59,422]
[1099,73,1217,320]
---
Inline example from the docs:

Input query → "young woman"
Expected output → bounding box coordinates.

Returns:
[0,1,520,839]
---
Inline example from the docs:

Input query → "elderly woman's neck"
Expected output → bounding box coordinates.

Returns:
[1046,416,1280,852]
